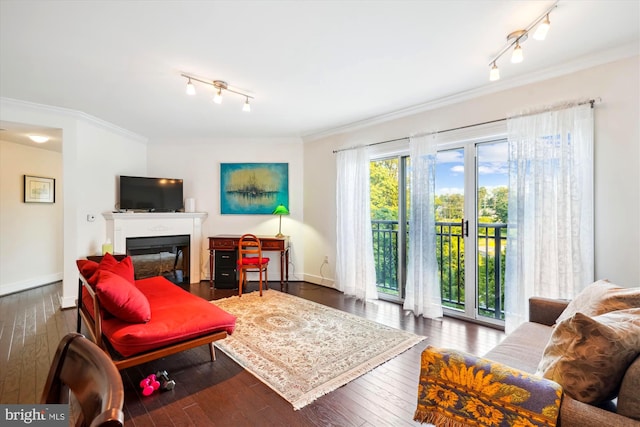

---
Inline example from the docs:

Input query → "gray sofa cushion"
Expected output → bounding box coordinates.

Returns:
[483,321,550,373]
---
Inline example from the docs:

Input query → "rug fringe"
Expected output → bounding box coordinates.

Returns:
[292,335,426,410]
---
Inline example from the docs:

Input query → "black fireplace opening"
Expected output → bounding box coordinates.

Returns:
[126,235,190,284]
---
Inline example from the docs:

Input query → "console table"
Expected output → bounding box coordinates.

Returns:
[208,235,290,290]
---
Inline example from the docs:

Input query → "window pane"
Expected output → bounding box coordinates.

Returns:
[370,158,399,296]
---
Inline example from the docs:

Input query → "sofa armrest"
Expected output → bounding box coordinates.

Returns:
[529,297,569,326]
[415,346,562,427]
[618,354,640,422]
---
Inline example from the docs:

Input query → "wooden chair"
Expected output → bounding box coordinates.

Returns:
[41,332,125,427]
[237,234,270,297]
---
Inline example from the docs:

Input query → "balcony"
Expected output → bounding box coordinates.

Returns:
[372,220,507,319]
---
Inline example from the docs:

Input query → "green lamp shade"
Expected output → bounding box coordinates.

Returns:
[272,204,289,215]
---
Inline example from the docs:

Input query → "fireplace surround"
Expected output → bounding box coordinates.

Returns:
[102,212,207,282]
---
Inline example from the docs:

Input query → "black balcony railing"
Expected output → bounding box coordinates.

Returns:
[371,220,400,296]
[371,220,507,319]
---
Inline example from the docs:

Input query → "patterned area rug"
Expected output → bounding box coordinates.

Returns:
[211,290,426,410]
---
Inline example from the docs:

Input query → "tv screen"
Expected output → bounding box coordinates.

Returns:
[119,176,184,212]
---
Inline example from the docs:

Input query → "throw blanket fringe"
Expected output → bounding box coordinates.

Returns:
[414,410,472,427]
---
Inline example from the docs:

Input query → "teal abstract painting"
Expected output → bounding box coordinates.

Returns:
[220,163,289,214]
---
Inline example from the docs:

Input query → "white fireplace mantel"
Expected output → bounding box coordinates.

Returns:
[102,212,208,282]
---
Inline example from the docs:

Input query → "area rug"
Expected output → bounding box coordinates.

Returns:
[211,290,426,410]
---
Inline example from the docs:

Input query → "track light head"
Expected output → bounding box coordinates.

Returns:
[186,78,196,95]
[242,97,251,112]
[213,88,223,104]
[489,62,500,81]
[511,42,523,63]
[533,14,550,40]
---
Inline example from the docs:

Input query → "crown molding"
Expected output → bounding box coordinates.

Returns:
[0,97,148,143]
[303,42,638,142]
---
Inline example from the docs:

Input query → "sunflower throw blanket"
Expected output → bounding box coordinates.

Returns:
[414,346,562,427]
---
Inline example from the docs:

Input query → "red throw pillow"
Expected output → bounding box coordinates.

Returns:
[76,259,99,281]
[95,270,151,323]
[87,253,135,286]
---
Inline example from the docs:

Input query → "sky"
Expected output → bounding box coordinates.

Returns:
[435,141,509,195]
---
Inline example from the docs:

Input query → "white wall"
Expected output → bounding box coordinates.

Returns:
[75,119,148,256]
[0,98,148,306]
[146,137,304,282]
[303,56,640,288]
[0,140,63,295]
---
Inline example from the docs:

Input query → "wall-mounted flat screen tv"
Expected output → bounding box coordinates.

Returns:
[119,176,183,212]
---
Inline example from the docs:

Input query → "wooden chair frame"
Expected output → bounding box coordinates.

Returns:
[42,332,125,427]
[237,234,269,297]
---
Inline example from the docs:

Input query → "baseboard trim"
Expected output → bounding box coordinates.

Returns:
[303,273,336,289]
[0,273,63,297]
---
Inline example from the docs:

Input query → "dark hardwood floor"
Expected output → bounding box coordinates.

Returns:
[0,280,505,426]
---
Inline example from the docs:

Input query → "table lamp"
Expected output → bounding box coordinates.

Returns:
[272,204,289,238]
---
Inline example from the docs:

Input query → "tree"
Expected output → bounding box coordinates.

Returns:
[492,187,509,223]
[370,159,399,220]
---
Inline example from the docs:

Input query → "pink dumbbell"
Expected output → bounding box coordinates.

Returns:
[139,374,161,396]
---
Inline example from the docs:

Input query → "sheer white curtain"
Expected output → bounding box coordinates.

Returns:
[403,134,443,319]
[504,103,594,333]
[335,146,378,300]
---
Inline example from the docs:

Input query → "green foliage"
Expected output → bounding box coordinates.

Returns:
[370,159,399,220]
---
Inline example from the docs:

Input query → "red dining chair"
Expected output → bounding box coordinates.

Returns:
[237,234,270,297]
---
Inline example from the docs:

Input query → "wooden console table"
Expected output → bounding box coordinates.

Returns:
[208,235,290,289]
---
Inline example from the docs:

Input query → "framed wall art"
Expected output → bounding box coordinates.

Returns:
[220,163,288,214]
[24,175,56,203]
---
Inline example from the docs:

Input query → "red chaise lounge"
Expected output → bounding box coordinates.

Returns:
[76,254,236,370]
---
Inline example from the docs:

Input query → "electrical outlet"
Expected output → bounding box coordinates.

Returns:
[86,214,96,222]
[323,255,329,263]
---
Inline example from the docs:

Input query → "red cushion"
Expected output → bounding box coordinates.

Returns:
[239,257,270,265]
[96,270,151,323]
[101,276,237,357]
[76,259,99,282]
[87,253,135,286]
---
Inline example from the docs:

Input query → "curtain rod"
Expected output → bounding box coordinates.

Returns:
[333,99,596,154]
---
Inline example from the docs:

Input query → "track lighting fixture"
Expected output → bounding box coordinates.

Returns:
[213,88,223,104]
[186,78,196,95]
[533,14,551,41]
[488,1,557,81]
[511,40,524,64]
[489,62,500,81]
[181,73,254,112]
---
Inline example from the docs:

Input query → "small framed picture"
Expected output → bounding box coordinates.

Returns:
[24,175,55,203]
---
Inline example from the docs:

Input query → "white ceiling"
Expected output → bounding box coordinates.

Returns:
[1,0,638,146]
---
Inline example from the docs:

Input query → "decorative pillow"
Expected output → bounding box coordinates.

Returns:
[95,269,151,323]
[537,308,640,404]
[556,280,640,323]
[76,259,99,281]
[87,253,135,287]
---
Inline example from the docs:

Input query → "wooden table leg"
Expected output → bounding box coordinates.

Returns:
[209,249,214,289]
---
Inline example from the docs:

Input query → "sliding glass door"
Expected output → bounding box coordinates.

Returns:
[435,139,508,323]
[370,139,508,324]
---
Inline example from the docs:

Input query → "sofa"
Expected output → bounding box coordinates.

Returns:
[76,254,237,370]
[415,281,640,427]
